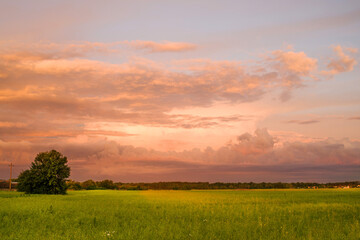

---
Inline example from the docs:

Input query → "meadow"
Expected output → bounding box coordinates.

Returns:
[0,189,359,240]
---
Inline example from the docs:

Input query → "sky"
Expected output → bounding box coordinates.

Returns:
[0,0,359,182]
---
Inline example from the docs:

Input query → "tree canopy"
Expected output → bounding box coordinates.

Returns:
[17,150,70,194]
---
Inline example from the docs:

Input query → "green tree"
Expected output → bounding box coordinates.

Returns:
[98,179,116,189]
[81,179,97,190]
[66,180,82,190]
[17,150,70,194]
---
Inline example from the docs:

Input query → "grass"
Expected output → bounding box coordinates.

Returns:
[0,189,359,240]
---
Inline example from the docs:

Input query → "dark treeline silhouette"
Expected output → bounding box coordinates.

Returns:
[67,180,359,190]
[1,179,359,190]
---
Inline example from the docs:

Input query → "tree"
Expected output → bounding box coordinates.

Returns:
[66,180,82,190]
[98,179,116,189]
[17,150,70,194]
[81,179,97,190]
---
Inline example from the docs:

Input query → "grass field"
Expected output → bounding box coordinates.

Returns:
[1,189,359,240]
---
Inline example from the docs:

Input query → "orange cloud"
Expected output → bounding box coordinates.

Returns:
[0,121,26,127]
[271,50,317,76]
[268,50,318,101]
[322,45,358,75]
[1,42,358,182]
[128,40,197,53]
[0,43,351,143]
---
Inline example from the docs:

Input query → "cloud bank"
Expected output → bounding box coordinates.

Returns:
[0,42,358,182]
[1,129,359,182]
[0,42,324,139]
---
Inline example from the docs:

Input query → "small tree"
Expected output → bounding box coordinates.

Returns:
[17,150,70,194]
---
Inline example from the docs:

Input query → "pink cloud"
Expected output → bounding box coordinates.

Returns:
[0,42,119,61]
[0,45,319,132]
[271,50,317,76]
[348,116,360,120]
[1,43,359,182]
[0,43,354,146]
[232,128,275,155]
[128,40,197,53]
[286,120,320,125]
[267,50,318,101]
[1,129,359,182]
[322,45,358,75]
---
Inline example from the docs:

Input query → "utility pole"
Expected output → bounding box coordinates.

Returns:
[9,163,13,191]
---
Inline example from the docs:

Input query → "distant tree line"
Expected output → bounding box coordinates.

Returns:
[3,149,358,192]
[1,179,359,190]
[64,180,360,190]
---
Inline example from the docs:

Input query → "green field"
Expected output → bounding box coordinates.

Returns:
[1,189,359,240]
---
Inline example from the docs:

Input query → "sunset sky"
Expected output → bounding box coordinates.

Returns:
[0,0,359,182]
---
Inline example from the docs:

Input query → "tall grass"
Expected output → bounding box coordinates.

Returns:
[1,189,359,239]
